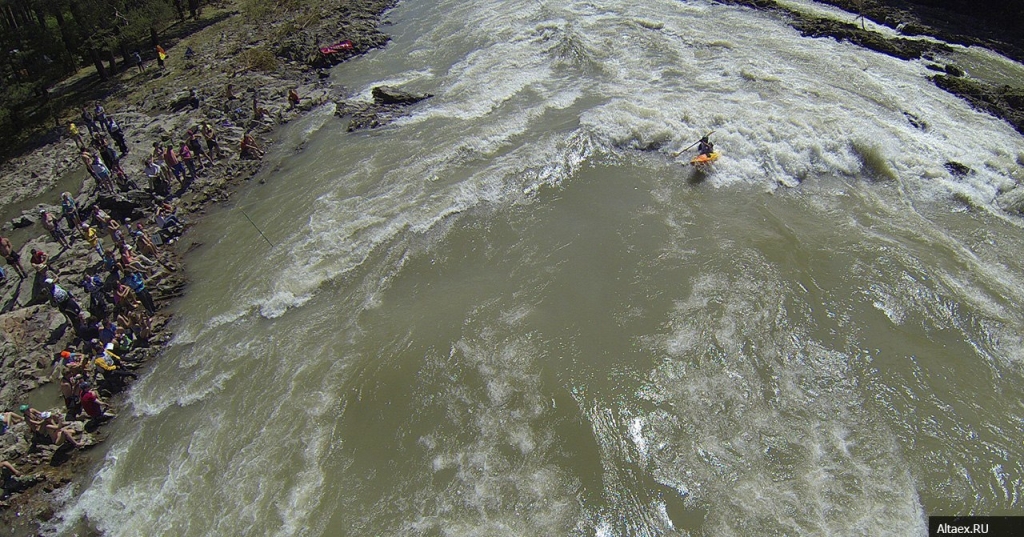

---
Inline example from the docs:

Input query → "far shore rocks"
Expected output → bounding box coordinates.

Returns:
[717,0,1024,140]
[931,75,1024,136]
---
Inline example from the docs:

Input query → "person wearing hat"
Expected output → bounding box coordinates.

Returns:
[58,349,89,378]
[79,222,102,255]
[93,344,138,392]
[20,405,56,436]
[697,136,714,158]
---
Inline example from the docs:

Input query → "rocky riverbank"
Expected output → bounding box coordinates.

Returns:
[0,0,411,533]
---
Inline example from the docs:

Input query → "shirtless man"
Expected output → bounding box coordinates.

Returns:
[240,132,264,160]
[0,236,26,278]
[40,209,71,249]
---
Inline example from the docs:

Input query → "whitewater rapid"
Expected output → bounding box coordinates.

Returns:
[50,0,1024,535]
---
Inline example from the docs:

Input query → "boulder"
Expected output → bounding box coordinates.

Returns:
[371,86,433,105]
[11,214,35,229]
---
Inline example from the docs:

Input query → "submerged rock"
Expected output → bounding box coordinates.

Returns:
[338,86,433,131]
[943,161,972,177]
[371,86,433,105]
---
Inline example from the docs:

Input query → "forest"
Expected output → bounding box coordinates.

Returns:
[0,0,207,153]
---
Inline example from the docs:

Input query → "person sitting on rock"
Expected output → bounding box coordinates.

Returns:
[79,381,115,424]
[93,344,138,392]
[114,280,140,313]
[252,94,270,120]
[240,132,264,160]
[58,349,89,379]
[2,460,41,496]
[131,223,160,258]
[20,406,58,437]
[155,203,184,242]
[91,206,113,229]
[1,410,23,435]
[122,270,156,314]
[43,418,82,449]
[72,315,102,342]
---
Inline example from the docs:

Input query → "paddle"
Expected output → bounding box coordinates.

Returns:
[671,131,715,158]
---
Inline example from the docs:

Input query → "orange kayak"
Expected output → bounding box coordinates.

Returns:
[689,152,720,166]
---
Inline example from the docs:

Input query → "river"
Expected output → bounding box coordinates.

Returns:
[50,0,1024,535]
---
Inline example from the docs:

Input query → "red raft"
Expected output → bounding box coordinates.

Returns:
[319,40,354,56]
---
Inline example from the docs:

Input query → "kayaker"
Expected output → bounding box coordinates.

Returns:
[697,136,714,157]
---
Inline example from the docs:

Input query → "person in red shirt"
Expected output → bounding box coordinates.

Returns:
[79,381,114,423]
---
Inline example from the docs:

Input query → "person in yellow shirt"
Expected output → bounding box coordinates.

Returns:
[93,344,137,391]
[80,223,102,255]
[68,122,85,149]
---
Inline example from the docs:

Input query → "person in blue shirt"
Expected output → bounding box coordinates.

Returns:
[122,271,156,314]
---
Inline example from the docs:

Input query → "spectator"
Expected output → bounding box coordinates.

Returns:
[46,278,82,323]
[240,132,264,160]
[106,117,129,155]
[80,106,97,135]
[0,236,26,278]
[163,145,186,185]
[93,103,107,126]
[179,140,199,180]
[93,344,138,391]
[29,248,51,280]
[188,129,215,167]
[1,410,23,435]
[2,460,41,495]
[60,192,82,230]
[79,381,115,423]
[68,122,85,149]
[122,270,156,314]
[201,122,222,159]
[81,271,109,319]
[90,155,115,193]
[132,50,145,73]
[40,209,71,249]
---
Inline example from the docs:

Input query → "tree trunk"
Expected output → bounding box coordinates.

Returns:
[172,0,186,22]
[106,49,118,74]
[31,3,46,28]
[50,3,77,71]
[91,48,108,80]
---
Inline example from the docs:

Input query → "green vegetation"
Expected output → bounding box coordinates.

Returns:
[0,0,179,153]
